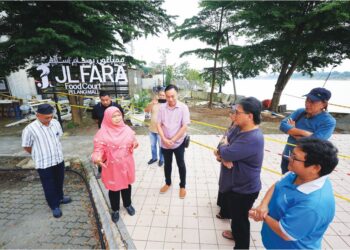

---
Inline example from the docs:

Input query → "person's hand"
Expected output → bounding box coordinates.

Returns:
[133,140,139,149]
[222,160,233,169]
[249,204,269,222]
[287,118,295,127]
[214,149,222,162]
[163,138,174,148]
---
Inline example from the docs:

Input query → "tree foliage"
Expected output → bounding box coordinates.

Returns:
[169,1,236,108]
[223,1,350,111]
[0,1,174,76]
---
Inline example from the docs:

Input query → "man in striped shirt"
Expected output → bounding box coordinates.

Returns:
[22,104,71,218]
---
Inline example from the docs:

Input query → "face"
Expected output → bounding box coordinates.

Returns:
[111,112,123,125]
[158,91,166,100]
[232,104,250,127]
[305,98,326,116]
[37,113,53,126]
[100,95,112,107]
[165,88,177,107]
[228,110,237,123]
[287,146,320,177]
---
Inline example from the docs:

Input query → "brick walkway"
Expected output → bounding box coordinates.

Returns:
[0,170,100,249]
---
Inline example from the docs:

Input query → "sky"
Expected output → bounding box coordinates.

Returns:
[132,0,349,73]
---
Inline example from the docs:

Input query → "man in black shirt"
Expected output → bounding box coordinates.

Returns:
[92,91,124,178]
[92,91,124,128]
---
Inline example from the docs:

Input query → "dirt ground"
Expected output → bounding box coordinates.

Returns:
[0,106,346,137]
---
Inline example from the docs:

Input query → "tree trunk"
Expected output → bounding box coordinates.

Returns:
[68,95,82,125]
[231,73,237,104]
[270,57,300,112]
[208,7,224,109]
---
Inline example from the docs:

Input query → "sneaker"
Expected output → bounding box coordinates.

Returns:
[179,188,186,199]
[60,196,72,204]
[111,210,119,223]
[52,207,62,218]
[125,205,136,216]
[158,160,164,167]
[160,184,171,193]
[148,159,157,165]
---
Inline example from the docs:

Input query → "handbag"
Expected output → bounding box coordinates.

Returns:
[184,135,190,148]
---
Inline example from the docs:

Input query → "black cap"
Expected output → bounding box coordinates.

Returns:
[304,88,331,102]
[37,104,54,114]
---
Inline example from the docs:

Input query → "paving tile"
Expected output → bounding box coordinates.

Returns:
[199,229,217,244]
[183,216,199,229]
[151,215,168,228]
[148,227,166,242]
[182,228,200,244]
[324,235,349,249]
[198,217,215,230]
[165,228,182,243]
[181,243,200,249]
[167,215,183,228]
[146,241,164,249]
[163,242,182,250]
[132,226,150,241]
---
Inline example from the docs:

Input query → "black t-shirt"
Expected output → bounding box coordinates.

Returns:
[91,102,124,128]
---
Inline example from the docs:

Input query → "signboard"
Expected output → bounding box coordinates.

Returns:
[35,56,128,95]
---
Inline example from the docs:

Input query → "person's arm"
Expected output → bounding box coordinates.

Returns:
[22,127,33,155]
[280,109,312,139]
[170,124,187,143]
[249,184,275,221]
[144,99,157,113]
[170,104,190,143]
[23,147,32,154]
[157,122,173,148]
[263,215,292,241]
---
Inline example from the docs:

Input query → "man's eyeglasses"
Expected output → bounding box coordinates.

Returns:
[283,153,306,163]
[234,110,248,115]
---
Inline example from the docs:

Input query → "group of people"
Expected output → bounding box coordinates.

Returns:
[22,85,339,249]
[213,87,338,249]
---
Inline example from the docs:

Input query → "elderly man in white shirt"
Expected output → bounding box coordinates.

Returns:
[22,104,71,218]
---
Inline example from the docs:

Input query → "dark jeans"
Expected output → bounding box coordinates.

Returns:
[227,191,259,249]
[108,185,132,211]
[161,141,186,188]
[37,161,65,210]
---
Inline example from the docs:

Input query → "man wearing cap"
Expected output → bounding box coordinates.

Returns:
[22,103,71,218]
[279,87,336,174]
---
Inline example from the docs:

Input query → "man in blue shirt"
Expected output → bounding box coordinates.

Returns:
[249,137,338,249]
[279,87,336,174]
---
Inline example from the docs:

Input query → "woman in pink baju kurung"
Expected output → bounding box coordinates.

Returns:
[92,106,138,223]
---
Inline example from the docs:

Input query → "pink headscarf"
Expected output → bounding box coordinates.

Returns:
[99,106,133,145]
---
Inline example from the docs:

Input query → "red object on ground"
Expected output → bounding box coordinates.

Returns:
[262,99,272,109]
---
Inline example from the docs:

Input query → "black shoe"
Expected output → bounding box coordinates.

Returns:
[125,205,135,216]
[52,207,62,218]
[147,159,157,165]
[111,210,119,223]
[60,196,72,204]
[158,160,164,167]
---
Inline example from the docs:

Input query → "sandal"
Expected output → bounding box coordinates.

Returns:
[216,213,228,219]
[222,230,234,241]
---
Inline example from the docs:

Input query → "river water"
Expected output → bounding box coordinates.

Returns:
[221,79,350,113]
